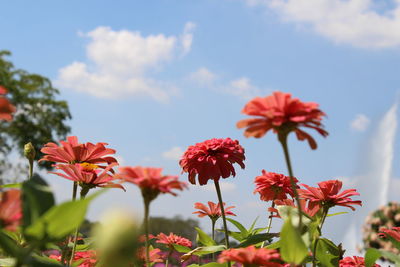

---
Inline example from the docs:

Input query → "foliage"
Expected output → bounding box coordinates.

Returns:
[0,50,71,179]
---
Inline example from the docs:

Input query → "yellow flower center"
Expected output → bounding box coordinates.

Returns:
[80,162,99,171]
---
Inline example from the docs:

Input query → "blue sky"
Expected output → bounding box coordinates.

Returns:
[2,0,400,249]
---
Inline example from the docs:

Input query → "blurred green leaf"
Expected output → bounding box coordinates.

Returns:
[195,227,216,246]
[0,183,21,188]
[365,248,381,267]
[379,250,400,265]
[22,175,55,231]
[0,258,15,266]
[326,212,348,217]
[24,192,100,243]
[172,244,192,253]
[280,217,308,265]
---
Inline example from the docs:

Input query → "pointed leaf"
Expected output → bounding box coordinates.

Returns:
[195,227,216,246]
[226,218,247,237]
[248,216,259,233]
[237,233,278,248]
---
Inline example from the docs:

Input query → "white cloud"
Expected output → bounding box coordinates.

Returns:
[227,77,261,100]
[162,146,184,161]
[188,67,217,86]
[181,22,196,56]
[246,0,400,49]
[350,114,370,132]
[201,181,237,193]
[188,68,263,100]
[56,23,195,102]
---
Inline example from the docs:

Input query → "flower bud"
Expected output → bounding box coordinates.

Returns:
[24,142,35,162]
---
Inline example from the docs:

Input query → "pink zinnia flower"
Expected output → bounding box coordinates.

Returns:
[49,250,97,267]
[269,199,320,218]
[339,256,380,267]
[155,233,192,248]
[117,166,186,201]
[237,91,328,149]
[50,163,124,191]
[379,227,400,241]
[193,201,236,221]
[137,247,164,263]
[218,246,283,267]
[254,171,298,201]
[0,86,16,121]
[299,180,362,211]
[0,189,22,231]
[179,138,245,185]
[40,136,117,167]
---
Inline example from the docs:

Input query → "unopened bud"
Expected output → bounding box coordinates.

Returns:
[24,142,35,161]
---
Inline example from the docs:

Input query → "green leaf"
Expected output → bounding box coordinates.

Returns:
[326,212,348,217]
[192,245,226,256]
[248,216,259,233]
[24,192,100,243]
[365,248,381,267]
[226,218,247,237]
[0,183,21,188]
[237,233,278,248]
[225,230,244,241]
[280,217,308,265]
[315,238,340,267]
[379,250,400,264]
[277,205,311,227]
[195,227,216,246]
[266,240,280,249]
[30,255,64,266]
[22,175,55,231]
[0,231,24,258]
[172,244,192,253]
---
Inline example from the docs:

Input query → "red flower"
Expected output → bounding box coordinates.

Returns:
[117,166,186,201]
[237,91,328,149]
[218,246,283,267]
[299,180,362,211]
[179,138,245,185]
[49,250,97,267]
[0,86,16,121]
[339,256,380,267]
[155,233,192,248]
[379,227,400,242]
[254,171,298,201]
[40,136,117,167]
[193,201,236,221]
[0,189,22,231]
[50,163,124,191]
[269,199,320,218]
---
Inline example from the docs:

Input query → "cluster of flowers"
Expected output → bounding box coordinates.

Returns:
[0,90,385,266]
[363,202,400,256]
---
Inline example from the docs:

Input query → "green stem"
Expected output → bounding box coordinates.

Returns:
[312,208,329,267]
[214,179,231,267]
[165,249,172,267]
[72,181,78,201]
[69,187,88,266]
[278,133,303,228]
[143,198,151,267]
[261,202,276,248]
[28,159,33,179]
[212,219,216,261]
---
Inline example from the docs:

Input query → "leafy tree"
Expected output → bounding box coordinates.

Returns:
[149,215,199,242]
[0,50,71,180]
